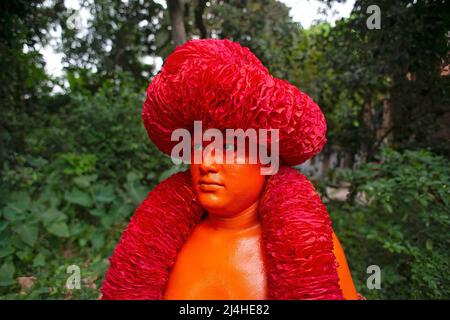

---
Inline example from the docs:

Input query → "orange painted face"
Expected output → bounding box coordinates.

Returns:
[190,143,267,217]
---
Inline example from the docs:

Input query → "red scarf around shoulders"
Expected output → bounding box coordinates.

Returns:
[101,166,344,300]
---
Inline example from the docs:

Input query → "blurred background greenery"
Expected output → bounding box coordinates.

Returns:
[0,0,449,299]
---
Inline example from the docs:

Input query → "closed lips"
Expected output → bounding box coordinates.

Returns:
[199,180,223,186]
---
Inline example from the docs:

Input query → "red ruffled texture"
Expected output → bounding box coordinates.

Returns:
[142,39,327,166]
[260,167,343,299]
[101,167,343,300]
[101,172,203,299]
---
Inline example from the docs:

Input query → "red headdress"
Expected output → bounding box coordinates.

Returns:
[142,39,327,165]
[101,39,344,300]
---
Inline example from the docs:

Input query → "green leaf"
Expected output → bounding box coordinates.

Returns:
[79,238,87,247]
[0,246,15,258]
[385,203,393,213]
[46,222,70,238]
[40,208,67,225]
[73,175,98,189]
[16,249,33,262]
[95,184,115,203]
[0,221,8,233]
[135,186,148,202]
[100,215,115,228]
[126,181,148,205]
[3,206,23,222]
[64,188,92,207]
[0,262,15,286]
[33,252,46,267]
[126,172,140,182]
[89,208,105,217]
[90,233,105,251]
[9,191,31,212]
[14,224,38,247]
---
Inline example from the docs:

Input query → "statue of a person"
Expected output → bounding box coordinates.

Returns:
[101,39,359,300]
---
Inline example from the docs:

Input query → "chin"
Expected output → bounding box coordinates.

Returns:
[197,193,231,216]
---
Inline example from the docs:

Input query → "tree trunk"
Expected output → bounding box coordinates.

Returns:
[167,0,187,46]
[322,151,331,177]
[377,98,394,145]
[195,0,208,38]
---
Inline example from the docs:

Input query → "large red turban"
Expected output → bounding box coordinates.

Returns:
[142,39,326,165]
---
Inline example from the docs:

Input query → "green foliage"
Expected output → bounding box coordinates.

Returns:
[204,0,303,80]
[59,0,165,85]
[329,148,450,299]
[0,0,57,166]
[0,75,171,299]
[301,0,450,159]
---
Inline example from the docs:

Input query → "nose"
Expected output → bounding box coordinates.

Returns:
[199,148,219,174]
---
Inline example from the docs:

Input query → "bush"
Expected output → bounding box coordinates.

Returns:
[329,148,450,299]
[0,75,173,299]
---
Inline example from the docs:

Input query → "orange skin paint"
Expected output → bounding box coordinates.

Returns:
[164,146,358,300]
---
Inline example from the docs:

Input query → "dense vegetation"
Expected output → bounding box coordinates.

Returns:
[329,149,450,299]
[0,0,449,299]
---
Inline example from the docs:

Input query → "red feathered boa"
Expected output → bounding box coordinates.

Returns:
[101,167,344,300]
